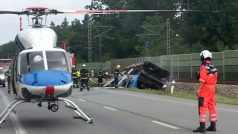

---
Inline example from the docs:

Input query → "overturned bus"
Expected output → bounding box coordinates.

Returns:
[122,61,170,89]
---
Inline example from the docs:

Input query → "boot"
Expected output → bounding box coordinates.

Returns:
[193,122,206,133]
[206,122,216,131]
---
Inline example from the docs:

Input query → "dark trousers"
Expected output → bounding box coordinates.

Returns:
[81,79,89,91]
[98,77,103,87]
[7,78,10,89]
[73,78,79,88]
[114,77,118,88]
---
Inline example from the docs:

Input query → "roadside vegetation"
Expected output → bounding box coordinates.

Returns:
[1,1,238,62]
[125,88,238,105]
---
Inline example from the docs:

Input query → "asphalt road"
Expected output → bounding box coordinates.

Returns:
[0,86,238,134]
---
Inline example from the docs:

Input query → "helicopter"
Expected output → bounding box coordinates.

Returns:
[0,6,216,127]
[0,7,95,125]
[0,7,170,126]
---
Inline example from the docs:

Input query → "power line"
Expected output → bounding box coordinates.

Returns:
[94,26,115,62]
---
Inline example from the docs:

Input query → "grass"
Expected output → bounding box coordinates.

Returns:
[125,88,238,105]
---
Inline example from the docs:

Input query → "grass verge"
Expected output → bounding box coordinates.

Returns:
[125,88,238,105]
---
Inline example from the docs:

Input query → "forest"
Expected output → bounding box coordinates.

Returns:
[0,0,237,63]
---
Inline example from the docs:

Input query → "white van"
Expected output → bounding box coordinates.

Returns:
[0,67,6,87]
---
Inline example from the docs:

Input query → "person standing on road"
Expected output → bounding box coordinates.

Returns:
[72,65,80,88]
[193,50,218,133]
[114,65,121,88]
[80,64,90,91]
[98,70,104,87]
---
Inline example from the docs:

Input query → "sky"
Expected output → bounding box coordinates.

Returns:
[0,0,91,45]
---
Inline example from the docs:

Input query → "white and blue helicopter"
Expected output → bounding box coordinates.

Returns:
[0,7,96,125]
[0,6,208,127]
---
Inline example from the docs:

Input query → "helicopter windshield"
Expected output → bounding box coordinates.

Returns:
[20,51,69,75]
[46,51,69,72]
[20,51,45,74]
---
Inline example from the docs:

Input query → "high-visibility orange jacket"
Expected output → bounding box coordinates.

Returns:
[198,60,218,123]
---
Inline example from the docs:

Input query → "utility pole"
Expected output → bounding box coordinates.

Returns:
[87,0,94,63]
[136,26,160,56]
[88,20,92,63]
[167,18,172,79]
[137,20,171,77]
[98,37,102,61]
[94,26,115,62]
[187,0,190,9]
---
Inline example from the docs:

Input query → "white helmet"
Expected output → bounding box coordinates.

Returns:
[105,72,108,75]
[33,55,42,63]
[82,64,86,67]
[200,50,212,59]
[116,65,120,69]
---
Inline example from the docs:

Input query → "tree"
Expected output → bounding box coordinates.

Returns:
[61,17,69,28]
[50,21,55,28]
[179,0,238,51]
[0,41,17,58]
[2,1,238,62]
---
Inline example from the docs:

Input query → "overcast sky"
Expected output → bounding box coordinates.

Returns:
[0,0,91,45]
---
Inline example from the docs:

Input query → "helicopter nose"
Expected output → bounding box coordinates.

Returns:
[45,86,55,98]
[20,70,72,86]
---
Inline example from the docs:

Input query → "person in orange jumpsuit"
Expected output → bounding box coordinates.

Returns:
[193,50,218,133]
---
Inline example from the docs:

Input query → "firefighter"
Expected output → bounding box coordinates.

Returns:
[114,65,121,88]
[72,65,80,88]
[98,71,104,87]
[77,69,81,83]
[193,50,218,133]
[80,64,90,91]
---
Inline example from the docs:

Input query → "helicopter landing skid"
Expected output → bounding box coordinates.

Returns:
[59,98,93,124]
[0,98,27,125]
[0,97,93,126]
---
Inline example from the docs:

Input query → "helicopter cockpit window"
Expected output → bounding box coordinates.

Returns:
[46,51,69,72]
[20,51,45,74]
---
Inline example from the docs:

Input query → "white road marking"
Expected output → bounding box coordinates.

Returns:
[104,87,124,89]
[103,90,238,113]
[0,90,28,134]
[217,108,238,113]
[104,90,195,105]
[103,106,117,111]
[78,99,86,102]
[152,121,179,130]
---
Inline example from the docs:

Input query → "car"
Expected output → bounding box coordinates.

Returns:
[0,67,6,87]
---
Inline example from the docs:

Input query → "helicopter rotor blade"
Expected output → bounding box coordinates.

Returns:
[0,9,218,16]
[59,9,218,15]
[0,11,25,15]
